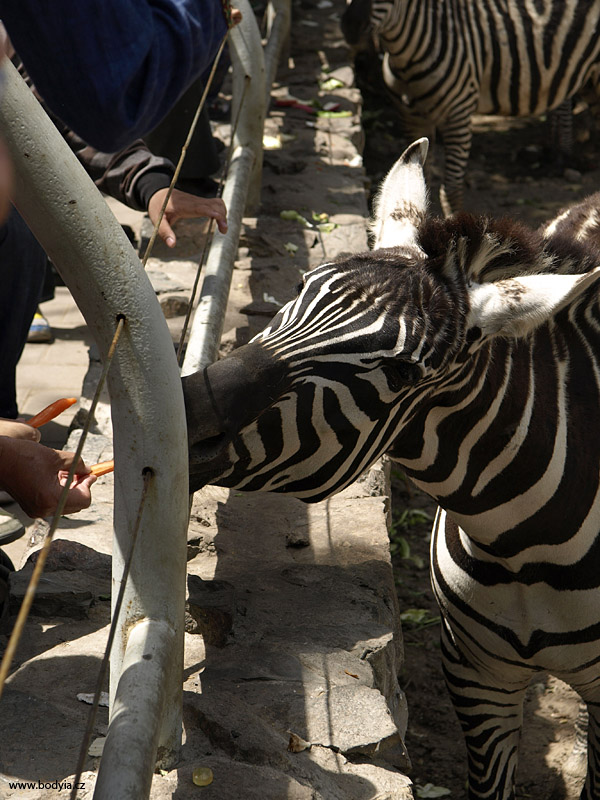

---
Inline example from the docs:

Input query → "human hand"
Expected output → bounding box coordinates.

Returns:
[0,437,96,518]
[0,418,41,441]
[147,188,228,247]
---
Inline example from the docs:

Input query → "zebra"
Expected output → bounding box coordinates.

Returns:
[541,190,600,247]
[341,0,600,216]
[183,137,600,798]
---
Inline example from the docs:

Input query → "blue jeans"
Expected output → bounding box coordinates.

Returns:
[0,207,47,418]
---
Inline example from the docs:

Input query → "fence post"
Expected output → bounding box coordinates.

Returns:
[181,0,274,374]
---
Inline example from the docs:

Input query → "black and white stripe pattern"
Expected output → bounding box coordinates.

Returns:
[184,139,600,797]
[342,0,600,215]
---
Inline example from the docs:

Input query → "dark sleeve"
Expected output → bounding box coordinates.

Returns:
[0,0,229,152]
[64,129,175,211]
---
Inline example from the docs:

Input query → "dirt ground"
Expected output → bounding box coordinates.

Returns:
[350,45,600,800]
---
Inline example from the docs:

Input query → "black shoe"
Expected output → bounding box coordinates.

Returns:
[0,549,15,635]
[0,508,24,545]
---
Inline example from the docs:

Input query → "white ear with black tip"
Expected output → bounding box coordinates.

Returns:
[467,268,600,339]
[370,137,429,255]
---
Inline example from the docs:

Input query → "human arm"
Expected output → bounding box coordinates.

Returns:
[0,0,232,151]
[48,123,229,244]
[73,139,229,245]
[0,437,96,518]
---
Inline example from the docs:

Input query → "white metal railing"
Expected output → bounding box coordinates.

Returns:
[182,0,290,373]
[0,1,290,797]
[0,54,189,790]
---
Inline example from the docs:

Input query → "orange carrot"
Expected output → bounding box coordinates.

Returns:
[28,397,77,428]
[89,460,114,477]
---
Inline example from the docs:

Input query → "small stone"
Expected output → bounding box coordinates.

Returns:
[192,766,213,786]
[186,576,235,646]
[285,529,310,548]
[160,295,190,318]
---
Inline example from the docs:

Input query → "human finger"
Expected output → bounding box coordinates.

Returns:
[57,472,96,514]
[158,215,176,248]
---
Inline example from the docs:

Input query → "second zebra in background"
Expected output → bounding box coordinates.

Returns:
[342,0,600,216]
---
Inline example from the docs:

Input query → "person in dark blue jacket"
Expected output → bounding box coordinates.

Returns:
[0,0,240,151]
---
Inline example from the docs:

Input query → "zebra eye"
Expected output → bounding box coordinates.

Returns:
[382,360,421,392]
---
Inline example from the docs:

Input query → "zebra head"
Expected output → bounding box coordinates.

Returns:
[183,138,599,500]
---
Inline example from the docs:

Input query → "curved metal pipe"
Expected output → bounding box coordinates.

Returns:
[0,57,189,780]
[93,619,177,799]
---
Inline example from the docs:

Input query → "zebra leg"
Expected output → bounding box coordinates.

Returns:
[580,700,600,799]
[550,699,587,799]
[548,98,574,161]
[440,618,531,800]
[438,107,476,217]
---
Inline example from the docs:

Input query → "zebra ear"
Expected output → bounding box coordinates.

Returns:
[467,270,600,339]
[370,137,429,253]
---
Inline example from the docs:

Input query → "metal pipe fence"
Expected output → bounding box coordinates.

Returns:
[0,53,189,790]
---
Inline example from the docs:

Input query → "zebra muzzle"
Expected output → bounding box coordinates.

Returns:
[181,342,286,491]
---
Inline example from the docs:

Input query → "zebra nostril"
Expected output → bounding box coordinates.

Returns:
[189,432,228,463]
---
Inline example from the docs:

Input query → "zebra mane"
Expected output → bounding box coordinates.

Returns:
[417,213,600,283]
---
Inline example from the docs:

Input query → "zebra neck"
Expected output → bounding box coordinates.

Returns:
[388,325,599,551]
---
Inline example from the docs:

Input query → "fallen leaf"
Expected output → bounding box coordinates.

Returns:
[88,737,106,758]
[280,209,311,227]
[320,77,344,91]
[416,784,451,798]
[263,134,282,150]
[77,692,109,707]
[288,731,311,752]
[317,222,337,233]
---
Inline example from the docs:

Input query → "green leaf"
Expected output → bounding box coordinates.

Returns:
[316,110,352,119]
[399,608,440,629]
[320,77,345,91]
[390,534,411,559]
[394,508,433,530]
[280,209,311,227]
[416,783,451,798]
[317,222,337,233]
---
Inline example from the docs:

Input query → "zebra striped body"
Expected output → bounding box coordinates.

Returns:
[183,139,600,798]
[342,0,600,214]
[541,190,600,247]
